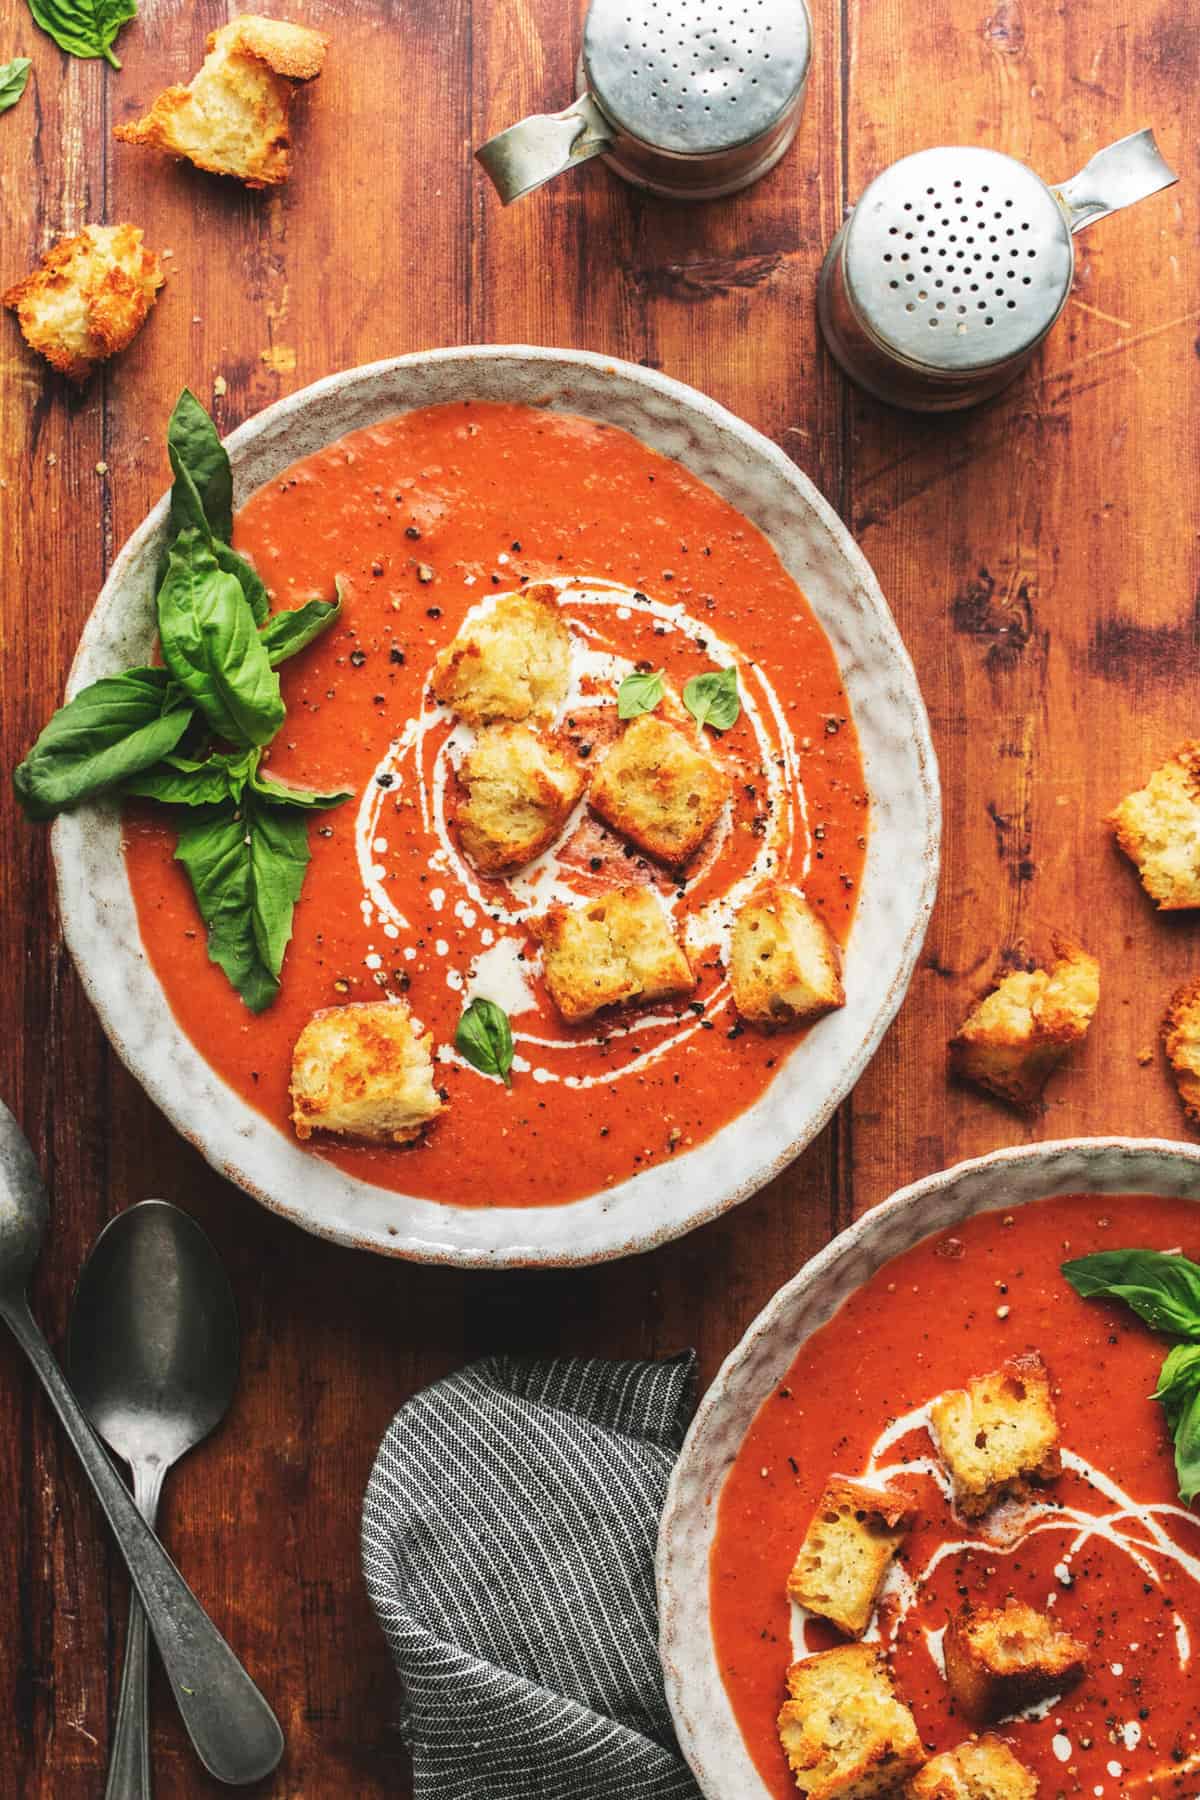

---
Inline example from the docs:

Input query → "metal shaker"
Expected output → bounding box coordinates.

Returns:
[817,129,1179,412]
[475,0,813,204]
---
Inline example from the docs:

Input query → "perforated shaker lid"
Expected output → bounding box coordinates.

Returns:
[841,146,1075,373]
[582,0,812,158]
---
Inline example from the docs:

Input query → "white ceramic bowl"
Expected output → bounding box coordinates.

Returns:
[656,1136,1200,1798]
[51,347,939,1266]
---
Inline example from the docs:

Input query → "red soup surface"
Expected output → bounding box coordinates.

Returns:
[124,402,867,1207]
[711,1192,1200,1797]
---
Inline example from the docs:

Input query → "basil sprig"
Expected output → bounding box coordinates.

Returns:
[683,666,740,732]
[0,57,32,113]
[14,388,347,1011]
[26,0,135,67]
[617,669,664,720]
[455,997,514,1087]
[1063,1248,1200,1505]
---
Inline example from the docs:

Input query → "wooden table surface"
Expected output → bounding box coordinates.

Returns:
[0,0,1195,1790]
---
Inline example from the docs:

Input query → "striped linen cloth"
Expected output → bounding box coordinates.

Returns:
[361,1352,703,1800]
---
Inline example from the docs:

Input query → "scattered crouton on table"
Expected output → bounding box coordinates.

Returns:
[114,16,329,189]
[944,1600,1086,1723]
[930,1352,1061,1518]
[1109,741,1200,910]
[908,1733,1038,1798]
[3,224,164,383]
[532,885,694,1023]
[589,713,728,866]
[455,724,585,874]
[433,586,571,726]
[730,883,845,1027]
[777,1643,923,1799]
[290,1001,443,1144]
[949,934,1099,1109]
[1163,976,1200,1127]
[787,1477,915,1638]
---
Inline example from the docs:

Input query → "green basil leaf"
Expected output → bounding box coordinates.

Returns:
[683,666,740,732]
[161,390,268,623]
[26,0,135,66]
[455,996,513,1087]
[617,669,664,720]
[258,595,341,669]
[0,57,32,112]
[1153,1343,1200,1433]
[214,541,269,628]
[174,791,310,1012]
[157,530,284,748]
[1175,1384,1200,1507]
[122,754,242,807]
[1062,1249,1200,1340]
[250,766,351,811]
[13,667,192,820]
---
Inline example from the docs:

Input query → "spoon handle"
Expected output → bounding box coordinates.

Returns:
[1,1298,284,1786]
[107,1465,164,1800]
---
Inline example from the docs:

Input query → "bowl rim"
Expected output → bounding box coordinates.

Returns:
[656,1133,1200,1798]
[49,344,940,1266]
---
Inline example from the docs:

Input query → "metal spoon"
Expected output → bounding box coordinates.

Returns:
[69,1201,241,1800]
[0,1100,284,1786]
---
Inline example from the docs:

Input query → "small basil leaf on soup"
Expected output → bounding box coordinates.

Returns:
[683,666,740,732]
[1062,1249,1200,1339]
[1153,1343,1200,1432]
[258,592,343,669]
[13,667,192,820]
[617,669,664,720]
[455,997,514,1087]
[157,529,285,748]
[27,0,135,66]
[0,58,32,114]
[250,765,351,811]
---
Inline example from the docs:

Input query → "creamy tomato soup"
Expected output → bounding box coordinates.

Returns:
[711,1192,1200,1797]
[124,402,867,1207]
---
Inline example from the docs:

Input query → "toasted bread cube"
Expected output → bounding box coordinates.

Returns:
[290,1001,442,1145]
[730,884,845,1027]
[3,224,164,383]
[532,886,694,1023]
[930,1353,1060,1519]
[455,724,585,875]
[589,714,728,866]
[114,16,328,189]
[1163,977,1200,1127]
[944,1602,1086,1723]
[908,1735,1038,1798]
[949,935,1099,1109]
[432,587,571,727]
[777,1644,923,1799]
[1109,742,1200,910]
[788,1478,915,1639]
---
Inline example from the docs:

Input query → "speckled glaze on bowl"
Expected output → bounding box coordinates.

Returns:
[656,1137,1200,1799]
[51,347,939,1266]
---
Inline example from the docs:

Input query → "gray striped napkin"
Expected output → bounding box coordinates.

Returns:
[361,1352,703,1800]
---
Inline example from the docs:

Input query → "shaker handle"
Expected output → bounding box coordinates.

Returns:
[1056,126,1179,234]
[476,93,614,205]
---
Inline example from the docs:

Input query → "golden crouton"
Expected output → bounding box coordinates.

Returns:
[290,1001,443,1145]
[730,885,845,1027]
[531,886,694,1024]
[930,1353,1061,1519]
[944,1601,1086,1723]
[589,714,728,866]
[777,1644,923,1800]
[114,16,328,189]
[788,1479,915,1639]
[1164,977,1200,1126]
[3,224,164,383]
[949,935,1099,1109]
[908,1735,1037,1798]
[455,724,585,875]
[432,587,571,727]
[1109,742,1200,909]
